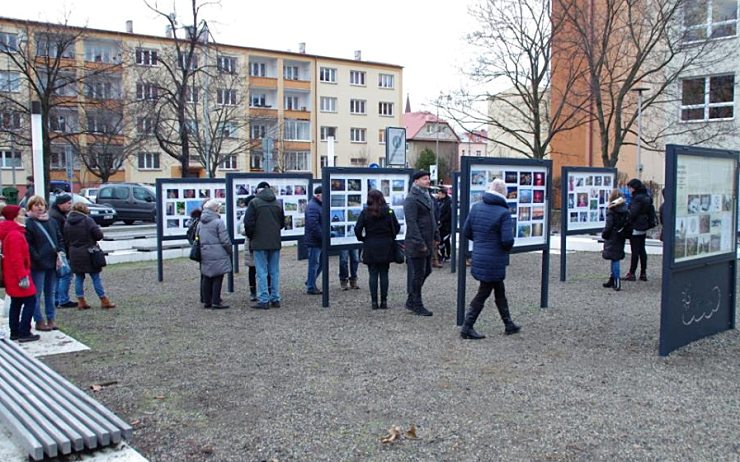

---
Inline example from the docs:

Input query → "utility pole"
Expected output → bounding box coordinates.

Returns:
[202,21,211,177]
[631,87,649,179]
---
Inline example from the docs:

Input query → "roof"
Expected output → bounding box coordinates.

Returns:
[403,111,447,139]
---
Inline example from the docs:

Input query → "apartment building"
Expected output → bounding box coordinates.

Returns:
[0,17,403,191]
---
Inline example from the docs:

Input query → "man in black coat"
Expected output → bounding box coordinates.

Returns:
[50,194,77,308]
[403,170,439,316]
[436,187,452,261]
[624,178,651,281]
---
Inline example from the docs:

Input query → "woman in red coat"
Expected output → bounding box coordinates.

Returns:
[0,205,39,342]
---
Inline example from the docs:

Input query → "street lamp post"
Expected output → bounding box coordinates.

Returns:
[631,87,649,179]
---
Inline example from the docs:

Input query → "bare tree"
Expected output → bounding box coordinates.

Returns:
[0,18,121,193]
[442,0,591,159]
[556,0,736,167]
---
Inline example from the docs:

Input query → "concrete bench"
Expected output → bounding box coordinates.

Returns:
[0,338,132,461]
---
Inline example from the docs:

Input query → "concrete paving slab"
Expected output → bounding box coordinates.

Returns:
[0,316,90,357]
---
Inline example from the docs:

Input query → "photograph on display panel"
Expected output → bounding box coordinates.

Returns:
[471,164,549,247]
[673,155,736,263]
[160,182,226,237]
[327,171,410,246]
[565,171,616,231]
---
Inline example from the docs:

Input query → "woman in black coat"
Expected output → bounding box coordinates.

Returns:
[63,202,115,310]
[354,189,400,309]
[601,190,630,291]
[625,178,651,281]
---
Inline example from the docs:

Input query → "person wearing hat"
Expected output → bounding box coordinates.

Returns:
[0,205,40,342]
[624,178,651,281]
[403,170,439,316]
[304,185,323,295]
[50,193,77,308]
[244,181,285,309]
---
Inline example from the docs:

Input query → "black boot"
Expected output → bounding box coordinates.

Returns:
[495,297,521,335]
[602,276,614,288]
[460,303,486,340]
[613,277,621,291]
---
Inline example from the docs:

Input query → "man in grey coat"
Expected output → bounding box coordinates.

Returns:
[198,200,232,309]
[403,170,439,316]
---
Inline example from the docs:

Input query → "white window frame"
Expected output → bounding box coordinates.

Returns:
[683,0,738,41]
[350,127,367,143]
[0,150,22,169]
[319,67,337,83]
[283,151,310,171]
[84,42,120,63]
[36,35,75,58]
[137,152,160,170]
[0,71,20,93]
[251,93,267,107]
[185,85,199,103]
[378,73,395,89]
[350,99,366,115]
[320,96,337,112]
[680,74,735,121]
[178,52,198,70]
[218,122,237,138]
[217,88,238,106]
[378,101,394,116]
[284,119,311,141]
[137,117,156,135]
[284,65,299,80]
[250,61,266,77]
[378,129,385,144]
[136,82,158,101]
[350,70,366,86]
[0,32,18,52]
[135,48,158,66]
[219,154,238,170]
[285,95,300,110]
[1,112,22,131]
[250,150,264,170]
[218,55,237,74]
[320,126,337,141]
[250,124,267,139]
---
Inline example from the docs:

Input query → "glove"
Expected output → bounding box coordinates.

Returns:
[19,276,30,289]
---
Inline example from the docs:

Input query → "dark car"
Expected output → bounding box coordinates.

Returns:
[96,183,156,225]
[50,193,118,227]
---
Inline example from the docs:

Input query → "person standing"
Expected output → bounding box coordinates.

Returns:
[338,249,360,290]
[624,178,651,281]
[197,200,232,309]
[64,202,116,310]
[403,170,439,316]
[601,190,630,291]
[244,182,284,309]
[304,186,323,295]
[354,189,400,309]
[0,206,40,342]
[50,194,76,308]
[25,196,63,331]
[436,187,452,262]
[460,178,520,339]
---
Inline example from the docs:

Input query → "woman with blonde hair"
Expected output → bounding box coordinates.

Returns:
[63,201,115,309]
[601,189,630,291]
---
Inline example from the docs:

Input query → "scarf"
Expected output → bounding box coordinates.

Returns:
[411,184,433,210]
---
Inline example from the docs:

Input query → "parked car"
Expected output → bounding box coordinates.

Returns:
[80,187,99,203]
[49,180,72,193]
[50,193,117,227]
[96,183,156,225]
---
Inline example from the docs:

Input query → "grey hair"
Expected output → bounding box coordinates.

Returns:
[489,178,506,195]
[203,199,220,211]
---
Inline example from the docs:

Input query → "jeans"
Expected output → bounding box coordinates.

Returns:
[254,249,280,304]
[610,260,621,279]
[75,272,105,298]
[9,295,36,337]
[629,234,647,274]
[305,246,322,291]
[406,256,432,310]
[202,274,224,306]
[339,249,360,281]
[56,270,73,305]
[368,263,390,303]
[31,269,57,322]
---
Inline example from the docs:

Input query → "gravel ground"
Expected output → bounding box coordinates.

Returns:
[40,249,739,462]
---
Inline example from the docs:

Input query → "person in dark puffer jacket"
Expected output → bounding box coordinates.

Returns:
[460,178,520,339]
[624,178,651,281]
[601,190,630,291]
[303,186,323,295]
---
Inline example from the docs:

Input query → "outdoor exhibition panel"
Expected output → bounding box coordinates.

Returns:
[320,167,414,307]
[456,157,552,325]
[155,178,226,282]
[559,167,618,281]
[450,171,460,273]
[660,145,737,356]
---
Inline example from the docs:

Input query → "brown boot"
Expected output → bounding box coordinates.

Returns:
[35,321,53,332]
[349,278,359,290]
[77,297,92,310]
[100,296,117,309]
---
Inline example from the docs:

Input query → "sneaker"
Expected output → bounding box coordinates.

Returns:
[623,272,636,281]
[306,288,322,295]
[270,301,281,308]
[58,301,78,308]
[251,303,269,310]
[415,307,433,317]
[211,304,230,310]
[18,334,41,343]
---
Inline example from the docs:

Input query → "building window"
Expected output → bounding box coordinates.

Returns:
[284,65,299,80]
[136,82,158,100]
[84,42,120,63]
[36,35,75,58]
[85,79,120,100]
[250,150,264,170]
[350,70,366,86]
[378,129,385,144]
[251,92,267,107]
[379,156,386,167]
[0,71,20,93]
[0,32,18,52]
[378,102,394,116]
[320,96,337,112]
[320,126,337,141]
[681,74,735,121]
[135,48,158,66]
[350,158,366,166]
[138,152,160,170]
[250,62,266,77]
[137,117,156,135]
[185,85,199,103]
[218,55,237,74]
[178,52,198,70]
[378,73,395,88]
[250,123,266,139]
[218,122,237,138]
[319,67,337,83]
[285,95,300,110]
[350,99,366,114]
[350,127,366,143]
[1,112,21,130]
[684,0,738,41]
[87,112,121,135]
[0,150,21,169]
[220,154,238,170]
[284,119,311,141]
[283,151,310,171]
[217,89,237,106]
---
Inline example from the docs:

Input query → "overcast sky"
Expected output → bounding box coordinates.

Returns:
[3,0,482,113]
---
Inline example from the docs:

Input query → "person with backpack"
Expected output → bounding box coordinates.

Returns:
[624,178,655,281]
[602,190,630,291]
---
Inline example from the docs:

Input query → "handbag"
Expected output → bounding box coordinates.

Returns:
[88,245,107,270]
[393,241,405,264]
[189,224,202,262]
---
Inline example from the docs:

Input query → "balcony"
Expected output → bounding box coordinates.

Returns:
[249,76,278,89]
[284,108,310,120]
[284,79,310,91]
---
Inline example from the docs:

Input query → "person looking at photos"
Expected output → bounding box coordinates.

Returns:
[624,178,651,281]
[304,186,323,295]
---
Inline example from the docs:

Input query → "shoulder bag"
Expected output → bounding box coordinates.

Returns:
[189,224,202,262]
[389,213,405,264]
[33,220,70,277]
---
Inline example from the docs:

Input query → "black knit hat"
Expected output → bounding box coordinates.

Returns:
[257,181,270,190]
[627,178,644,190]
[314,185,322,195]
[412,170,430,181]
